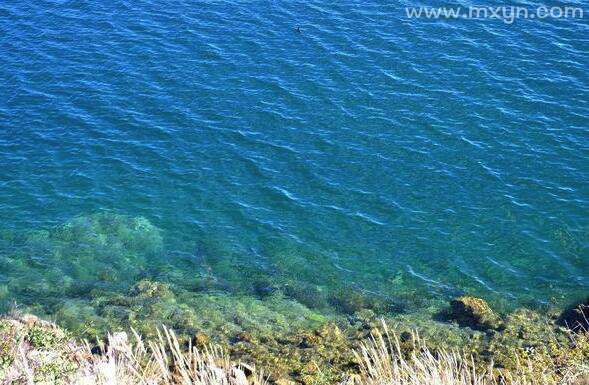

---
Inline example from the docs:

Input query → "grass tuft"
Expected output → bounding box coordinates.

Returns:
[348,320,588,385]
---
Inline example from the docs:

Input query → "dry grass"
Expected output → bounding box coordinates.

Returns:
[348,321,588,385]
[349,324,487,385]
[77,327,267,385]
[4,316,589,385]
[5,322,265,385]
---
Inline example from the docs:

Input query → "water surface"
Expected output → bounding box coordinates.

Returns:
[0,1,588,324]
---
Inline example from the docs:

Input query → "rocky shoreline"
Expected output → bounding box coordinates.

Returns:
[1,292,588,385]
[3,213,588,384]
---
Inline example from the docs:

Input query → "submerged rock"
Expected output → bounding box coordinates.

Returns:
[328,287,398,315]
[557,297,589,331]
[2,213,164,313]
[130,279,174,300]
[447,296,503,331]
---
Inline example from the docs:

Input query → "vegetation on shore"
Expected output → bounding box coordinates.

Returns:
[2,295,589,385]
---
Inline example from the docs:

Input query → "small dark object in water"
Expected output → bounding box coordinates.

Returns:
[295,26,301,33]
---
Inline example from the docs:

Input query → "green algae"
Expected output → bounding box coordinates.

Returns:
[1,213,163,314]
[45,276,330,348]
[1,213,589,384]
[4,211,575,330]
[0,212,412,336]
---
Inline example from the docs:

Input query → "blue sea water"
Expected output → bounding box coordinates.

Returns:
[0,0,588,322]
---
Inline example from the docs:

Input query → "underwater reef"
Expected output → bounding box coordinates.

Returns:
[1,213,589,384]
[2,212,582,323]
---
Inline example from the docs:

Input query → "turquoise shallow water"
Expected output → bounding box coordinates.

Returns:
[0,1,588,323]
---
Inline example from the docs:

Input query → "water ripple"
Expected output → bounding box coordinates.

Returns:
[0,0,588,311]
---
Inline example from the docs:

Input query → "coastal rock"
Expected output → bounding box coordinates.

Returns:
[448,296,502,331]
[557,297,589,331]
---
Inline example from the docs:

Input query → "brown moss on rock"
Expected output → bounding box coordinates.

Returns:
[447,296,503,331]
[229,321,360,384]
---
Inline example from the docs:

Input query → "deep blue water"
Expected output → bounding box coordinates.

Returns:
[0,0,588,322]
